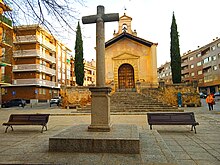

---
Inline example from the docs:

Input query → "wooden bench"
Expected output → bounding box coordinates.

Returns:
[147,112,199,133]
[2,114,50,133]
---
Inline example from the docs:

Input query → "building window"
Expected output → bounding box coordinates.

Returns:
[42,73,46,79]
[211,46,216,51]
[217,42,220,48]
[212,55,216,61]
[198,70,202,75]
[204,57,209,63]
[213,65,218,71]
[190,64,194,68]
[191,72,195,76]
[189,56,194,61]
[197,61,202,66]
[196,53,201,57]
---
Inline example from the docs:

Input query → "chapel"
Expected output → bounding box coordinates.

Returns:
[105,13,158,91]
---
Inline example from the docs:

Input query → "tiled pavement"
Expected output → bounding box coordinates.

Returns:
[0,99,219,165]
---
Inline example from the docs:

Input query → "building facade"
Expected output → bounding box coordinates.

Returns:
[70,58,96,86]
[158,37,220,94]
[2,25,71,104]
[105,13,158,91]
[0,0,13,105]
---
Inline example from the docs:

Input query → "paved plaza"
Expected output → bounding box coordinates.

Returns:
[0,99,219,165]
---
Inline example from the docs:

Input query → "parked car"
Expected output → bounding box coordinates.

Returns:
[214,92,220,97]
[214,92,220,101]
[199,92,207,99]
[2,99,26,108]
[50,97,61,107]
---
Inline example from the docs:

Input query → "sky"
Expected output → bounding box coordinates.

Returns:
[70,0,220,67]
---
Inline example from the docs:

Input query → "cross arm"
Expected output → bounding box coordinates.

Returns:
[82,15,98,24]
[82,13,119,24]
[102,13,119,22]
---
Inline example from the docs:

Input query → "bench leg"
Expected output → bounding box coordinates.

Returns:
[5,126,9,133]
[150,125,152,130]
[5,126,13,133]
[41,125,48,133]
[194,126,197,134]
[191,125,193,131]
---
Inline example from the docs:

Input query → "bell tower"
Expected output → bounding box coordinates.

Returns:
[113,13,137,37]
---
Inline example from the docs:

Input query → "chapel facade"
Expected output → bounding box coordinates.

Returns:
[105,13,158,91]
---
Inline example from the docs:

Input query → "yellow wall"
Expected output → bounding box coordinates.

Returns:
[105,38,158,90]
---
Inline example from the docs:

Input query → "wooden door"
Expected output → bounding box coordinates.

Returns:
[118,64,135,89]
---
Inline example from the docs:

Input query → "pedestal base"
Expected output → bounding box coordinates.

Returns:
[49,124,140,154]
[88,123,112,132]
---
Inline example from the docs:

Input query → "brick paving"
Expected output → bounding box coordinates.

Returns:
[0,99,219,165]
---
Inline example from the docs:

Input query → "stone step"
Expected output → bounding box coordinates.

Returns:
[109,91,179,112]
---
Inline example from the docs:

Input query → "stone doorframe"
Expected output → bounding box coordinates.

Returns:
[113,59,139,90]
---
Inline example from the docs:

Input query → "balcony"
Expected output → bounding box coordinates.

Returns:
[13,64,56,75]
[181,68,189,74]
[12,78,58,88]
[0,36,13,47]
[38,38,56,52]
[0,15,12,27]
[14,35,37,43]
[0,75,11,84]
[13,49,56,63]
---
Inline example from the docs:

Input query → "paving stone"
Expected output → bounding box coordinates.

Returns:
[177,160,197,165]
[0,102,220,164]
[189,152,218,160]
[172,151,192,160]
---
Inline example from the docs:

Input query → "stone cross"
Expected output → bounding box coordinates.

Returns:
[82,6,119,132]
[82,5,119,87]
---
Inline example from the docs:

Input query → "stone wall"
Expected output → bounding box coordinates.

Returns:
[141,82,201,107]
[60,86,91,109]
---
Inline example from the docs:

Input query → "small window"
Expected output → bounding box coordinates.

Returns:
[189,56,194,61]
[191,72,195,76]
[211,46,216,51]
[198,70,202,75]
[190,64,194,68]
[204,57,209,63]
[197,61,202,66]
[196,53,201,57]
[212,55,216,61]
[213,65,218,71]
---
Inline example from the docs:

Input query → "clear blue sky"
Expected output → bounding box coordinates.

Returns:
[70,0,220,67]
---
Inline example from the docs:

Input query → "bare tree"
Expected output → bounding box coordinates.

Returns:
[4,0,85,38]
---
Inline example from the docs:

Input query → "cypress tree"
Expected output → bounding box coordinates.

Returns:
[74,21,84,86]
[170,12,181,83]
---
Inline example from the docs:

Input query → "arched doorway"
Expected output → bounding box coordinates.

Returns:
[118,64,135,89]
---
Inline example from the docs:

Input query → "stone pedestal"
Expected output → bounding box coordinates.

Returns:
[49,124,140,154]
[88,87,111,132]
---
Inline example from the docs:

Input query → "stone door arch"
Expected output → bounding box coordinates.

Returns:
[118,63,135,89]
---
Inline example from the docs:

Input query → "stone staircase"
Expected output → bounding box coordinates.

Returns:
[110,91,181,112]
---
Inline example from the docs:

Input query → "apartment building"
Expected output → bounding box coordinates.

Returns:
[157,62,172,84]
[158,37,220,94]
[84,59,96,86]
[2,24,71,104]
[70,58,96,86]
[0,0,12,105]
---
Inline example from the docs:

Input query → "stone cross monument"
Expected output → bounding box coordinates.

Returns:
[82,6,119,132]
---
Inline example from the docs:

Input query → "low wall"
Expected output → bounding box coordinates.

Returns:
[142,82,201,107]
[60,86,91,109]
